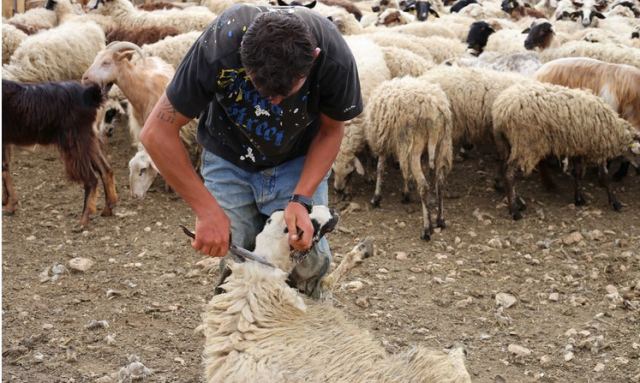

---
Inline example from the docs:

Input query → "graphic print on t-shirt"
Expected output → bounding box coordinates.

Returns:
[216,67,311,163]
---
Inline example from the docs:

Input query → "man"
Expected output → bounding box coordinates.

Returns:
[139,4,362,297]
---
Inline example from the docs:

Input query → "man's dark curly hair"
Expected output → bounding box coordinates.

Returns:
[240,11,318,98]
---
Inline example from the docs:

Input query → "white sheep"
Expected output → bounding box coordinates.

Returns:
[2,23,27,64]
[47,0,116,29]
[332,35,390,195]
[484,28,528,54]
[140,31,201,69]
[492,82,640,219]
[366,78,453,240]
[88,0,216,33]
[387,20,459,40]
[7,7,57,33]
[381,46,435,77]
[540,40,640,69]
[3,20,105,82]
[202,206,472,383]
[450,51,543,76]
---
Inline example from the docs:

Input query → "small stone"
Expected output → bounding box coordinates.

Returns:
[508,344,532,357]
[468,231,477,238]
[455,297,473,308]
[540,355,551,366]
[174,357,185,365]
[108,258,116,263]
[33,352,44,363]
[378,268,389,273]
[579,330,591,337]
[397,221,406,228]
[454,236,461,245]
[395,252,408,261]
[42,323,53,330]
[564,351,574,361]
[68,257,94,272]
[355,296,370,308]
[549,293,559,302]
[144,226,151,232]
[409,267,423,273]
[488,238,503,249]
[615,357,629,365]
[565,328,577,337]
[480,333,492,340]
[435,253,448,260]
[86,320,109,330]
[563,231,584,245]
[496,293,517,308]
[605,285,618,294]
[345,281,364,292]
[587,230,604,241]
[26,235,36,241]
[105,334,116,345]
[594,363,605,372]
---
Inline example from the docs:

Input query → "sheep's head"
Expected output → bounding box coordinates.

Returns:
[253,206,339,272]
[412,0,440,20]
[466,21,495,56]
[128,149,159,199]
[523,19,555,50]
[82,41,145,94]
[569,8,605,27]
[332,156,365,198]
[501,0,519,14]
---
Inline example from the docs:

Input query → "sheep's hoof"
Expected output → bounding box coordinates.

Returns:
[436,218,446,229]
[370,195,381,208]
[515,196,527,211]
[511,210,523,220]
[574,195,587,206]
[612,200,622,211]
[401,192,411,204]
[420,228,432,241]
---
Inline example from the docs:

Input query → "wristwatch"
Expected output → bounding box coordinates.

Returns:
[289,194,313,213]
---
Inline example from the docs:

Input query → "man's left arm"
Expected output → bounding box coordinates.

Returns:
[284,114,344,251]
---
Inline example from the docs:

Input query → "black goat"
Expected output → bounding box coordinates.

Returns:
[2,80,118,228]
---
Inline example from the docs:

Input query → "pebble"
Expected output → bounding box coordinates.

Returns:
[593,363,605,372]
[564,351,574,361]
[565,328,577,337]
[540,355,551,366]
[355,296,370,308]
[174,357,185,365]
[488,238,503,249]
[605,285,618,294]
[105,334,116,345]
[144,226,151,232]
[455,297,473,308]
[33,352,44,363]
[345,281,364,292]
[26,235,36,241]
[549,293,559,302]
[86,320,109,330]
[587,230,604,241]
[508,344,532,357]
[409,267,423,273]
[563,232,584,245]
[579,330,591,337]
[395,252,408,261]
[454,237,461,245]
[42,323,53,330]
[480,333,492,340]
[68,257,94,272]
[378,268,389,273]
[496,293,517,308]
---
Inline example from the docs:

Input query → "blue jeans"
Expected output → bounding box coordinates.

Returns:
[201,150,332,297]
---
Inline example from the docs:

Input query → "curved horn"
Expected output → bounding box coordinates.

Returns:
[105,41,145,60]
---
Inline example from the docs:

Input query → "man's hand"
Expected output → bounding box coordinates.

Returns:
[192,205,230,257]
[284,202,314,251]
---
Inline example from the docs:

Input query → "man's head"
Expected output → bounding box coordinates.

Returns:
[240,11,320,104]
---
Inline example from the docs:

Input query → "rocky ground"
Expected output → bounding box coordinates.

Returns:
[3,125,640,382]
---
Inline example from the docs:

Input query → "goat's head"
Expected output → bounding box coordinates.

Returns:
[466,21,495,56]
[82,41,145,94]
[332,156,364,198]
[253,206,339,272]
[128,149,158,199]
[98,98,127,139]
[523,19,555,50]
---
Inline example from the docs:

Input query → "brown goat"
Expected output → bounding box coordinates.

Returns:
[2,80,118,228]
[105,24,181,46]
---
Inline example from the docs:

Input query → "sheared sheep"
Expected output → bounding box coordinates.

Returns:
[366,78,453,240]
[202,206,472,383]
[449,51,542,76]
[2,80,117,228]
[492,82,640,219]
[2,23,27,64]
[3,19,105,83]
[87,0,216,33]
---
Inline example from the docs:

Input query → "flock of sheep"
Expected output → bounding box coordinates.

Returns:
[2,0,640,380]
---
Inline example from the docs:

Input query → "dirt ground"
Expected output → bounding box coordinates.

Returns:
[2,124,639,383]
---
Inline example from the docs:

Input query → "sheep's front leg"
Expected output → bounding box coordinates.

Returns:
[598,163,622,211]
[571,157,586,206]
[371,155,386,208]
[2,145,18,214]
[435,172,446,229]
[504,163,522,220]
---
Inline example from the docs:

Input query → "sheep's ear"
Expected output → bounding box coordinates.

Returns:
[593,11,606,18]
[305,0,316,8]
[353,157,365,176]
[521,27,531,33]
[277,0,288,5]
[114,49,135,62]
[429,8,440,17]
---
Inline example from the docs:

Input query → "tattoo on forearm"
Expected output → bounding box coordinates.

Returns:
[157,101,177,124]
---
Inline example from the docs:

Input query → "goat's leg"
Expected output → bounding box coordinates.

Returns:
[2,146,18,214]
[408,148,433,240]
[94,150,118,216]
[401,178,411,204]
[571,157,586,206]
[370,155,386,208]
[598,163,622,211]
[79,174,99,228]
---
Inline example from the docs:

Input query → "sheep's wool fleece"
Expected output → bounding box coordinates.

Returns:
[381,46,434,77]
[492,82,635,174]
[365,78,453,178]
[202,262,471,383]
[2,23,27,65]
[3,20,105,82]
[420,66,531,144]
[541,41,640,69]
[141,31,201,69]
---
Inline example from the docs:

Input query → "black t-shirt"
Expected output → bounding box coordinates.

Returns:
[166,4,363,171]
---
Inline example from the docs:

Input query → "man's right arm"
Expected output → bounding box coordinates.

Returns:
[139,94,230,257]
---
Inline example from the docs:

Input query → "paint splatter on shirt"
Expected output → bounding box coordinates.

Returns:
[166,4,362,171]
